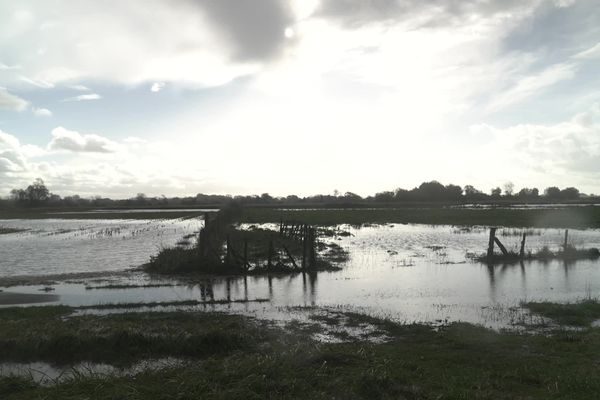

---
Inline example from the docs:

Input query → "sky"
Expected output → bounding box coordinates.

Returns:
[1,0,600,198]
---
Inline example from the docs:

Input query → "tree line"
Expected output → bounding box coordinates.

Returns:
[0,179,589,208]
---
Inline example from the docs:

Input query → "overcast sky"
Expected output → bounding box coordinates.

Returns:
[1,0,600,198]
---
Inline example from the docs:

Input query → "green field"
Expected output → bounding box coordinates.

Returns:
[1,302,600,399]
[242,206,600,228]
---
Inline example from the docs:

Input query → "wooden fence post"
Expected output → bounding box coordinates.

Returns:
[267,239,274,269]
[309,228,316,268]
[493,237,509,256]
[520,233,526,258]
[243,238,248,271]
[487,228,496,258]
[302,230,307,269]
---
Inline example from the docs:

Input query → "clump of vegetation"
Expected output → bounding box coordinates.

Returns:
[524,298,600,327]
[146,204,347,275]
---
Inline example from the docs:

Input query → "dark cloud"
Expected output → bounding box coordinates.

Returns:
[193,0,295,62]
[503,0,600,60]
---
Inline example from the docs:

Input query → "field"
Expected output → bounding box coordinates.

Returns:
[242,205,600,228]
[2,301,600,399]
[2,205,600,398]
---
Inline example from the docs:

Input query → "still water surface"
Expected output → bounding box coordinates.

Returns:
[2,222,600,328]
[0,218,203,276]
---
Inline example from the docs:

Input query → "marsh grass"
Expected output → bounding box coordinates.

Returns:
[3,305,600,399]
[524,298,600,327]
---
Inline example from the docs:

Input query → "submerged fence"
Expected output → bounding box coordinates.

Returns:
[196,210,319,272]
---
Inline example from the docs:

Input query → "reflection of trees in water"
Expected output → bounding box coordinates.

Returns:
[199,281,214,302]
[187,271,319,306]
[302,272,317,306]
[485,259,585,300]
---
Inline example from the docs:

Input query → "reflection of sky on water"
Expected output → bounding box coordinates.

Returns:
[2,223,600,329]
[0,218,203,276]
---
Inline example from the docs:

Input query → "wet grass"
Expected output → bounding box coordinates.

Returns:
[242,206,600,228]
[0,227,28,235]
[524,298,600,327]
[84,283,179,290]
[0,307,267,366]
[2,304,600,398]
[77,298,271,310]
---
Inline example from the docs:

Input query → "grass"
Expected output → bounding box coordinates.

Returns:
[84,283,179,290]
[524,298,600,327]
[0,227,28,235]
[76,298,271,310]
[2,304,600,398]
[0,306,266,366]
[242,206,600,228]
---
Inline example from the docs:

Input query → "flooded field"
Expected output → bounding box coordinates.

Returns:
[0,217,203,277]
[2,222,600,329]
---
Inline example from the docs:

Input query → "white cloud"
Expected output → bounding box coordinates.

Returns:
[0,0,297,90]
[32,107,52,117]
[0,130,21,149]
[0,62,20,70]
[0,130,39,174]
[68,84,90,91]
[486,62,577,112]
[48,127,119,153]
[574,42,600,60]
[61,93,101,102]
[0,87,28,111]
[19,76,54,88]
[471,104,600,189]
[150,82,164,92]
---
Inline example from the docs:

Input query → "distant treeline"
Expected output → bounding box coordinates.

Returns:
[0,179,591,209]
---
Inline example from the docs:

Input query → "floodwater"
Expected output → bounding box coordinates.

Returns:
[2,222,600,329]
[0,217,203,276]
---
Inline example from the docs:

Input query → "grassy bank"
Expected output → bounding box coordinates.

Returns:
[242,206,600,228]
[524,298,600,327]
[2,303,600,399]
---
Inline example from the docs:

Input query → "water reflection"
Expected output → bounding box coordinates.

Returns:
[2,223,600,329]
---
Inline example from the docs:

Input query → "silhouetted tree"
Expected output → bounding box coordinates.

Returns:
[544,186,561,198]
[444,184,463,200]
[343,192,362,201]
[560,187,580,199]
[503,182,514,197]
[491,187,502,198]
[517,187,539,199]
[25,178,50,205]
[374,191,395,202]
